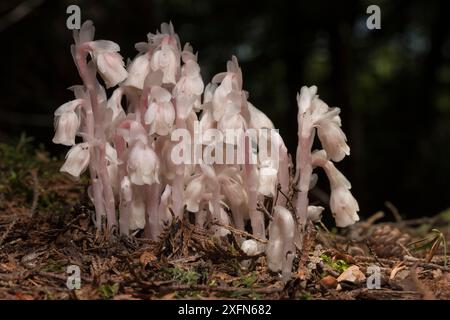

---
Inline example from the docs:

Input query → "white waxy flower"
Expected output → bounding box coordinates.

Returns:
[174,94,197,120]
[127,140,159,185]
[88,40,128,88]
[60,142,90,178]
[212,74,234,121]
[184,175,208,212]
[330,186,360,227]
[96,52,128,88]
[258,160,278,197]
[312,149,351,189]
[52,111,79,146]
[158,185,173,225]
[305,96,349,162]
[144,86,175,136]
[175,59,204,96]
[307,205,324,222]
[211,207,231,238]
[266,206,295,273]
[316,119,349,162]
[297,85,317,114]
[52,99,84,146]
[123,54,151,89]
[174,48,204,115]
[211,56,243,122]
[220,175,247,207]
[106,87,126,122]
[150,42,179,84]
[74,20,95,45]
[248,102,274,129]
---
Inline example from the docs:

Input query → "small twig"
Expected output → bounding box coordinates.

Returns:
[212,222,268,244]
[124,258,143,283]
[257,203,273,221]
[385,201,402,222]
[318,221,330,233]
[28,169,40,218]
[398,242,414,257]
[366,240,386,267]
[277,187,295,209]
[0,216,18,248]
[49,213,88,241]
[403,255,448,271]
[366,211,385,225]
[0,0,46,33]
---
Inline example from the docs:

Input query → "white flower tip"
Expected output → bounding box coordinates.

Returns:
[60,143,90,178]
[307,205,324,222]
[330,187,360,227]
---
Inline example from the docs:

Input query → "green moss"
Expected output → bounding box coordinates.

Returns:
[98,283,119,299]
[41,259,65,273]
[300,292,313,300]
[320,254,349,273]
[241,272,257,288]
[164,267,201,285]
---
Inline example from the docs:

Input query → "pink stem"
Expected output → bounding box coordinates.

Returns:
[295,126,315,228]
[74,52,105,229]
[243,135,265,239]
[172,117,186,219]
[144,137,164,239]
[98,144,117,228]
[276,143,290,207]
[145,184,161,239]
[75,49,117,230]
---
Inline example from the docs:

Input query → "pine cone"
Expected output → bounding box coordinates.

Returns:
[368,224,411,258]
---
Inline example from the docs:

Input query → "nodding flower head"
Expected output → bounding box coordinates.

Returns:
[60,142,90,178]
[266,206,295,276]
[52,99,84,146]
[330,186,360,227]
[211,56,243,122]
[87,40,128,88]
[144,86,175,136]
[123,54,151,90]
[127,140,160,186]
[149,27,181,85]
[311,149,359,227]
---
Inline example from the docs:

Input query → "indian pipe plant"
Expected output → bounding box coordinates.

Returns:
[52,20,359,281]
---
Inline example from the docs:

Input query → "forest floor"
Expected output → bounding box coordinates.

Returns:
[0,137,449,300]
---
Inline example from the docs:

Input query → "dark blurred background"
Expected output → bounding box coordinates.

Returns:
[0,0,449,220]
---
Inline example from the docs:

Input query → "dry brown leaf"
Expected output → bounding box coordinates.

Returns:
[15,292,34,300]
[0,262,17,272]
[390,262,406,280]
[320,275,338,289]
[139,251,157,266]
